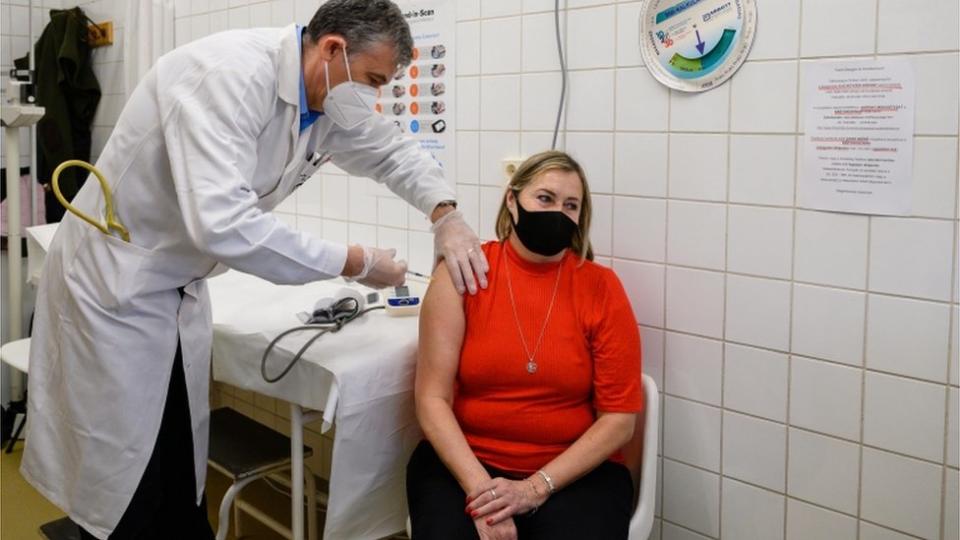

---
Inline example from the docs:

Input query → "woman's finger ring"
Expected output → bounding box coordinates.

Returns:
[490,489,497,499]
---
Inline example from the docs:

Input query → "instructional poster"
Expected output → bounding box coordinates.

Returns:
[639,0,757,92]
[375,0,455,189]
[800,60,916,216]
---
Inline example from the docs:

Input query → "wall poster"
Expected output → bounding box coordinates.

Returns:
[374,0,455,193]
[800,59,916,215]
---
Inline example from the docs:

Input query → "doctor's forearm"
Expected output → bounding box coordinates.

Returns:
[430,202,455,223]
[340,245,364,277]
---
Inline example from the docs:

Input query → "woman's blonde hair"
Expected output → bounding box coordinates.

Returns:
[495,150,594,261]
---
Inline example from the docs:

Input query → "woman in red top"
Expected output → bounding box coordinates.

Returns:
[407,151,643,539]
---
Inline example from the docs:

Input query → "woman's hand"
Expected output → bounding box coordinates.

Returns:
[475,516,517,540]
[466,476,549,525]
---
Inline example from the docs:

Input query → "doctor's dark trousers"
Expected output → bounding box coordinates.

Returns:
[79,325,215,539]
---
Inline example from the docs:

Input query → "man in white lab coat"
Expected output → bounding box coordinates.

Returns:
[21,1,488,538]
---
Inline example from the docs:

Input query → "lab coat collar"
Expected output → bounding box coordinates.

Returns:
[277,23,301,108]
[296,25,322,132]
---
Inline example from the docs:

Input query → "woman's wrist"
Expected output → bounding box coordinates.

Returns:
[525,474,550,508]
[463,470,493,496]
[535,469,556,495]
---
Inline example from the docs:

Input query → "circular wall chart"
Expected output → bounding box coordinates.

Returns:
[639,0,757,92]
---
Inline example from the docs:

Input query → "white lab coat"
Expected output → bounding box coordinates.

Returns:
[21,24,454,539]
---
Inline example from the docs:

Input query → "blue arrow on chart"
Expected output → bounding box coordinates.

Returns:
[695,29,705,55]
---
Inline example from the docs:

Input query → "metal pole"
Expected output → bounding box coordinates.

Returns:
[6,126,25,400]
[28,0,39,227]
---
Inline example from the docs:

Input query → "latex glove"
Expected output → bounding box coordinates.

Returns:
[431,210,489,295]
[347,246,407,289]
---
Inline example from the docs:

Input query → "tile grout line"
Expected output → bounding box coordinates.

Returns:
[784,0,805,529]
[658,47,673,540]
[940,183,959,540]
[486,248,960,305]
[940,375,951,540]
[449,47,959,76]
[715,57,736,540]
[856,231,870,535]
[609,0,617,269]
[942,107,960,540]
[856,8,882,535]
[477,3,485,239]
[560,1,569,152]
[445,123,959,139]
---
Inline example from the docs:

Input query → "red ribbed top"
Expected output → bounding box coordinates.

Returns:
[454,240,643,474]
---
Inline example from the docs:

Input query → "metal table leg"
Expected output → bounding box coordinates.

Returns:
[290,403,304,540]
[305,465,318,540]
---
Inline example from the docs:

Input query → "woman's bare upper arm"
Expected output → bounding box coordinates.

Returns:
[415,262,466,403]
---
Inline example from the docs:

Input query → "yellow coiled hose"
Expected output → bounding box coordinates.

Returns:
[51,160,130,242]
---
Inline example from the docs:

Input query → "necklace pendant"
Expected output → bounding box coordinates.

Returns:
[526,360,538,374]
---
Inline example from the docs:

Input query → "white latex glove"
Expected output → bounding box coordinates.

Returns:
[431,210,489,295]
[347,246,407,289]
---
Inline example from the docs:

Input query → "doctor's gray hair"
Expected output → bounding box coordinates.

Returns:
[306,0,414,67]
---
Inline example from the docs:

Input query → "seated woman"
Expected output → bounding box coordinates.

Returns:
[407,150,643,540]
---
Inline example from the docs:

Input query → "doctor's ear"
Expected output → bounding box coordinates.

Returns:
[316,34,348,61]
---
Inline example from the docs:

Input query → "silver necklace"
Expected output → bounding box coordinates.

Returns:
[504,250,563,374]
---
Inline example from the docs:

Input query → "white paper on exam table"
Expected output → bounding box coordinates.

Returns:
[25,223,60,285]
[208,270,424,428]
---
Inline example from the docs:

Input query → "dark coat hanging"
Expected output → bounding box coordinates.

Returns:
[14,7,101,222]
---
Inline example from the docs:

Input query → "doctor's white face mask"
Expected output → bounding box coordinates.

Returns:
[323,47,378,130]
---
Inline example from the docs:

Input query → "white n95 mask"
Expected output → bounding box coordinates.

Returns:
[323,48,378,130]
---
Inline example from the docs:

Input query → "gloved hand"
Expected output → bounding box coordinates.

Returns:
[431,210,489,295]
[347,246,407,289]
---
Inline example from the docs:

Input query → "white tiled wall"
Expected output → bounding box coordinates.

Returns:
[12,0,956,537]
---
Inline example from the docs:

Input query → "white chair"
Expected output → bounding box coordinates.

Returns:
[625,373,660,540]
[406,374,660,539]
[0,337,30,374]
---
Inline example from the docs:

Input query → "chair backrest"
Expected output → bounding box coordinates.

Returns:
[623,374,659,540]
[0,338,31,374]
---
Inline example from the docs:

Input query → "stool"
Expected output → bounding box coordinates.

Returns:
[0,338,30,453]
[208,407,318,540]
[38,517,82,539]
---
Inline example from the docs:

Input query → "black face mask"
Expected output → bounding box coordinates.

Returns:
[511,197,579,257]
